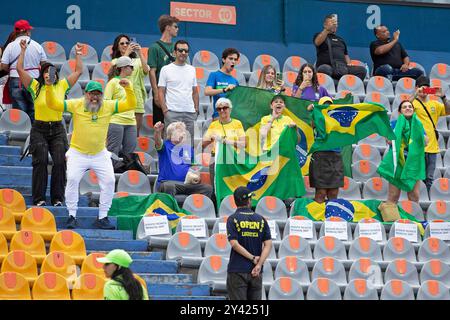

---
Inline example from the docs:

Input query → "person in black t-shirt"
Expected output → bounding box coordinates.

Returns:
[313,14,366,81]
[226,187,272,300]
[370,25,423,81]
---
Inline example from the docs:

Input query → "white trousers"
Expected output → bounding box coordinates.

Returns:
[65,148,115,219]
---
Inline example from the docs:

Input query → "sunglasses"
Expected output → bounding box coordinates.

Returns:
[217,107,230,112]
[176,48,189,53]
[119,41,130,46]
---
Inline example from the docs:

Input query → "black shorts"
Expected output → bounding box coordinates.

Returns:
[309,151,344,189]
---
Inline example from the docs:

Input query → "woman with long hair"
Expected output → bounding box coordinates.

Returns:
[293,63,329,101]
[256,64,285,94]
[110,34,149,136]
[17,40,83,206]
[98,249,148,300]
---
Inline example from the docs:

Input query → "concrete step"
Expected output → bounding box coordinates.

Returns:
[47,207,103,217]
[85,239,148,252]
[129,259,179,274]
[149,295,226,300]
[146,283,211,296]
[138,273,193,284]
[25,197,90,207]
[0,145,22,156]
[0,134,7,145]
[63,229,133,240]
[0,175,50,186]
[55,216,117,229]
[88,251,163,261]
[0,155,31,166]
[0,166,33,175]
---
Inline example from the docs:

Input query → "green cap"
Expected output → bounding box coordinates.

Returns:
[97,249,133,268]
[85,81,103,93]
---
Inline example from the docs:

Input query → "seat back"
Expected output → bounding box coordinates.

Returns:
[417,280,450,300]
[195,67,210,87]
[282,216,317,240]
[166,232,202,260]
[0,206,17,240]
[278,235,312,259]
[430,63,450,82]
[418,237,450,263]
[282,56,307,73]
[182,194,216,218]
[383,237,417,262]
[313,236,347,260]
[255,196,287,221]
[317,72,336,94]
[41,251,78,285]
[211,216,229,235]
[352,160,379,182]
[348,258,383,286]
[348,237,382,261]
[192,50,220,71]
[10,231,46,263]
[81,252,106,278]
[364,91,391,112]
[354,218,387,242]
[358,133,386,148]
[230,68,247,85]
[399,200,424,221]
[343,279,379,300]
[248,69,261,87]
[352,144,381,164]
[430,179,450,201]
[59,59,90,81]
[274,256,310,285]
[268,277,304,300]
[67,81,83,99]
[253,54,280,73]
[362,177,388,199]
[306,278,341,300]
[0,189,26,222]
[197,255,228,285]
[69,43,99,64]
[395,77,416,95]
[72,273,106,300]
[0,272,31,300]
[101,45,113,61]
[91,61,111,83]
[339,176,362,200]
[32,272,71,300]
[218,195,237,217]
[384,259,420,286]
[234,52,251,73]
[0,110,31,135]
[20,207,57,241]
[318,217,352,241]
[388,219,421,243]
[41,41,67,63]
[0,232,8,261]
[175,216,209,238]
[204,233,231,257]
[366,76,394,96]
[380,279,414,300]
[1,250,38,282]
[140,114,155,138]
[420,259,450,286]
[337,75,365,95]
[49,230,87,264]
[79,170,101,195]
[311,257,347,285]
[117,170,151,195]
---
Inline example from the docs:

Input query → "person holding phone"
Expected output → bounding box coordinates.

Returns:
[256,64,285,94]
[292,63,330,100]
[16,40,83,207]
[110,34,149,136]
[411,76,450,191]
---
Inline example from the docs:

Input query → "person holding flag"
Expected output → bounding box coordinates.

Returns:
[377,100,427,208]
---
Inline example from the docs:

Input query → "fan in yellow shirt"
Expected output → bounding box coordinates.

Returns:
[45,79,136,230]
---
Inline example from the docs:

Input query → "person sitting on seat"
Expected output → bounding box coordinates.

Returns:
[154,120,213,199]
[256,64,285,94]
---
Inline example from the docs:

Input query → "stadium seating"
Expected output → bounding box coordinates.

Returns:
[352,160,379,182]
[364,91,392,112]
[204,233,231,257]
[282,56,307,73]
[253,54,280,73]
[49,230,87,265]
[335,90,361,103]
[311,257,347,285]
[362,177,388,200]
[339,177,362,200]
[100,45,112,61]
[388,219,422,243]
[32,272,71,300]
[140,114,155,138]
[318,217,352,241]
[417,280,450,300]
[67,82,84,99]
[255,196,287,222]
[182,194,216,219]
[91,61,111,84]
[348,258,383,286]
[195,67,210,87]
[384,259,420,286]
[306,278,341,300]
[166,232,202,265]
[418,237,450,262]
[176,216,209,239]
[282,216,317,240]
[192,50,220,71]
[0,233,7,263]
[10,231,46,264]
[230,68,247,85]
[0,206,17,240]
[79,170,101,196]
[0,110,32,143]
[337,75,365,99]
[278,235,312,259]
[380,279,414,300]
[59,59,90,87]
[366,76,395,98]
[0,272,31,300]
[348,237,383,261]
[274,256,310,286]
[343,279,379,300]
[313,236,347,260]
[235,52,251,76]
[268,277,304,300]
[40,251,78,286]
[353,218,387,242]
[317,73,336,95]
[399,200,424,221]
[41,41,67,68]
[71,273,105,300]
[383,237,417,262]
[430,178,450,201]
[69,43,99,69]
[211,216,228,235]
[117,170,151,195]
[352,144,381,165]
[427,200,450,221]
[197,255,228,291]
[420,259,450,286]
[430,63,450,82]
[81,252,106,278]
[20,207,57,241]
[395,77,415,96]
[218,195,237,217]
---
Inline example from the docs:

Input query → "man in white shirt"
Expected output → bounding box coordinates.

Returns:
[158,40,199,146]
[1,20,47,121]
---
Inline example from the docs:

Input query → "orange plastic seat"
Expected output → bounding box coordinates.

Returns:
[10,230,46,264]
[49,231,87,265]
[71,273,105,300]
[0,272,31,300]
[20,207,57,241]
[41,252,78,287]
[81,252,106,279]
[0,189,26,222]
[1,250,38,286]
[32,272,71,300]
[0,232,8,263]
[0,206,17,240]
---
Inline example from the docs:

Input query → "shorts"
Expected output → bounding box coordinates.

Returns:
[309,151,344,189]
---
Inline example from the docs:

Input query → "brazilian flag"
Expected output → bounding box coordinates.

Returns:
[309,101,395,153]
[215,127,305,207]
[227,86,354,176]
[377,114,426,192]
[108,193,191,237]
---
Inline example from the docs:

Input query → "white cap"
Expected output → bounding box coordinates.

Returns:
[116,56,133,68]
[216,97,233,109]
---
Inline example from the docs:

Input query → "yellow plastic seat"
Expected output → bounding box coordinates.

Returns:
[10,230,46,264]
[71,273,105,300]
[0,272,31,300]
[41,252,78,287]
[20,207,57,241]
[0,206,17,240]
[49,231,87,265]
[32,272,71,300]
[81,252,106,279]
[1,250,38,286]
[0,189,26,222]
[0,232,8,264]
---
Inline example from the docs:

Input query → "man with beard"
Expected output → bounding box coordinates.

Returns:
[45,80,137,229]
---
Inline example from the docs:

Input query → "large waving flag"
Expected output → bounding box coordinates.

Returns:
[215,127,305,206]
[227,86,353,176]
[309,101,395,153]
[378,114,426,192]
[108,193,191,237]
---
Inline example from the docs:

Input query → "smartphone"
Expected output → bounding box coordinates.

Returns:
[48,66,56,84]
[276,72,283,81]
[423,87,437,95]
[130,37,137,44]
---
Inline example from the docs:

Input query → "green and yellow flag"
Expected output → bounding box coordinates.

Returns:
[377,114,426,192]
[227,86,353,176]
[108,193,191,237]
[309,101,395,153]
[215,127,305,207]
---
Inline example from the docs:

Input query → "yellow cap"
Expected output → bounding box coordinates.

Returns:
[318,96,333,105]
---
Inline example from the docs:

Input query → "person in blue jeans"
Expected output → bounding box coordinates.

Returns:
[370,25,423,81]
[204,48,240,119]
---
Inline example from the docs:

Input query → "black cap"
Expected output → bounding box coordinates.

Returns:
[233,186,254,204]
[416,75,430,88]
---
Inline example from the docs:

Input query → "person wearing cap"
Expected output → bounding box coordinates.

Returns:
[105,56,138,168]
[226,186,272,300]
[202,97,245,188]
[16,39,83,207]
[97,249,149,300]
[259,94,299,151]
[45,79,137,229]
[0,19,47,121]
[307,96,344,203]
[110,34,149,136]
[411,75,450,190]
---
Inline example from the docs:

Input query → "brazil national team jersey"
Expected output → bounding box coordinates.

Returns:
[227,208,271,273]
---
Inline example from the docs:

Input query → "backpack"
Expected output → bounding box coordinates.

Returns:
[113,153,148,175]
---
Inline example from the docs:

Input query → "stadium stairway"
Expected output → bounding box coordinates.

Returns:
[0,133,225,300]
